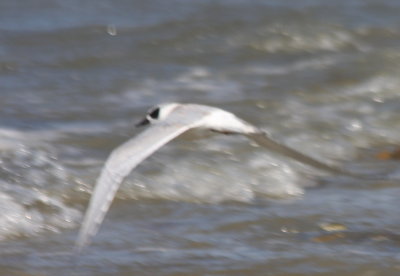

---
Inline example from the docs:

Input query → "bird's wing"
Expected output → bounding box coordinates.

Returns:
[75,120,203,253]
[246,131,359,177]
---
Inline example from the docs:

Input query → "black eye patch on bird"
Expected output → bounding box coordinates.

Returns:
[135,107,160,127]
[149,108,160,119]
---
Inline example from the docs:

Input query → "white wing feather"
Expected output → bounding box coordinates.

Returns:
[75,121,202,253]
[247,131,360,177]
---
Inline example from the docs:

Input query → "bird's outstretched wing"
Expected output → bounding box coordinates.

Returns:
[247,131,360,177]
[75,121,202,253]
[75,102,374,253]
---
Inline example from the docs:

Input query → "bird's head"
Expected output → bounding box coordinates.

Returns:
[135,103,180,127]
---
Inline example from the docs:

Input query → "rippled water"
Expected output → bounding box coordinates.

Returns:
[1,0,400,275]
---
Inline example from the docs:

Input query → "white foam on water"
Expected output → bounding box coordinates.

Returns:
[0,138,81,240]
[230,24,368,53]
[2,67,400,240]
[243,56,339,76]
[343,75,400,98]
[0,128,50,151]
[111,135,306,204]
[0,180,80,240]
[0,122,109,152]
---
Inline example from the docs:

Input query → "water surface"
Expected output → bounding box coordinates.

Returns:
[0,0,399,275]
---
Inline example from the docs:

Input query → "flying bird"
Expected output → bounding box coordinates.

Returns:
[75,102,359,253]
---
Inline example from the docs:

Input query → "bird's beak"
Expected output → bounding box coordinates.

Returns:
[135,118,150,127]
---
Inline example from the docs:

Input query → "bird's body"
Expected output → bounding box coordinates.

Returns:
[75,102,358,253]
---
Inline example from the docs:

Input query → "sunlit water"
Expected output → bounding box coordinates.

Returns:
[0,0,400,275]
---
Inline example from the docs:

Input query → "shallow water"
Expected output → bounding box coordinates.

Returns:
[1,0,400,275]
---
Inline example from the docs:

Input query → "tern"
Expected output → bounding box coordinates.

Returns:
[75,102,360,253]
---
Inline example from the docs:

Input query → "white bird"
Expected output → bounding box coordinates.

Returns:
[75,102,359,253]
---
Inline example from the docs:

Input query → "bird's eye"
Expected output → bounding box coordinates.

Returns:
[148,108,160,119]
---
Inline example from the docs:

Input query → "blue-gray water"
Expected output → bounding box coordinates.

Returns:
[0,1,399,275]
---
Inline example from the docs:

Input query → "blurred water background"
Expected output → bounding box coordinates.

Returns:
[0,0,399,275]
